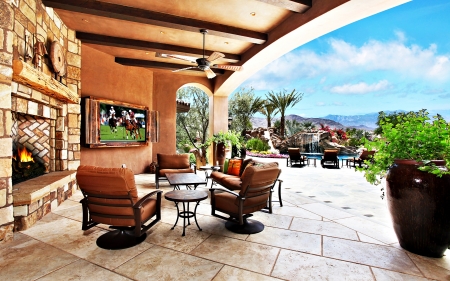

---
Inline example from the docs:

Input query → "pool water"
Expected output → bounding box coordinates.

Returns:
[301,153,358,160]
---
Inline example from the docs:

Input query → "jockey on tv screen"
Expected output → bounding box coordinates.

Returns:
[99,102,146,141]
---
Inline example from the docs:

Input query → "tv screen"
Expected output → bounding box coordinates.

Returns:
[99,102,147,142]
[83,96,152,148]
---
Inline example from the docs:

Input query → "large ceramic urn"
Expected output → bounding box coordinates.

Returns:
[386,159,450,257]
[215,142,226,171]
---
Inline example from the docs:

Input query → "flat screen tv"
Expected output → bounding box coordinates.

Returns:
[82,96,152,148]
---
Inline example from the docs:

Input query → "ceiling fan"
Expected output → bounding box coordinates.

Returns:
[166,29,242,79]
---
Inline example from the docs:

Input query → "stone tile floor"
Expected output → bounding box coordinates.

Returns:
[1,159,449,280]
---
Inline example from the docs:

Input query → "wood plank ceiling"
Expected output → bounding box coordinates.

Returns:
[42,0,312,79]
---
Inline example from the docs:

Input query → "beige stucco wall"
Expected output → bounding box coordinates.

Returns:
[81,45,215,171]
[80,45,154,173]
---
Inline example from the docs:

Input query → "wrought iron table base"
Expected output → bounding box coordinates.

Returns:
[171,201,202,236]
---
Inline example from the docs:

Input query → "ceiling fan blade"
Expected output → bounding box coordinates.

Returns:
[204,68,216,79]
[172,66,196,73]
[206,52,225,62]
[212,64,243,71]
[164,54,196,63]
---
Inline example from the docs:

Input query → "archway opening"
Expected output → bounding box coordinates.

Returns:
[176,85,211,167]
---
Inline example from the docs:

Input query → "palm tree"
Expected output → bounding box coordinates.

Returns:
[259,101,279,128]
[266,89,303,137]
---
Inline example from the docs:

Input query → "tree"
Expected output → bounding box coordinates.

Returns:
[266,89,304,137]
[229,87,264,132]
[302,121,316,131]
[259,101,279,128]
[285,119,303,137]
[176,86,209,165]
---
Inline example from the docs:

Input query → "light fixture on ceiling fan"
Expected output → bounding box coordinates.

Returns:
[167,29,242,79]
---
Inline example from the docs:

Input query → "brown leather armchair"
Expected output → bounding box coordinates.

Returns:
[286,148,307,167]
[155,153,196,189]
[321,149,340,168]
[76,165,162,250]
[210,162,281,234]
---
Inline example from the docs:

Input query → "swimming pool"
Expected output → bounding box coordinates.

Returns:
[300,153,358,160]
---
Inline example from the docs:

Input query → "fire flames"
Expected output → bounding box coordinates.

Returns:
[12,146,34,163]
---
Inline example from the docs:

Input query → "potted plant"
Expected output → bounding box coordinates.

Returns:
[360,109,450,257]
[209,131,241,169]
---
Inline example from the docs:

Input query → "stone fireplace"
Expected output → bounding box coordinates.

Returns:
[0,0,82,241]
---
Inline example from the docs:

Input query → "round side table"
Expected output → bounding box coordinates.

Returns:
[164,190,208,236]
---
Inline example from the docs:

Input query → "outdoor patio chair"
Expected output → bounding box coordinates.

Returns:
[210,162,281,234]
[76,165,162,250]
[155,153,196,189]
[286,148,307,167]
[348,150,375,168]
[320,149,340,168]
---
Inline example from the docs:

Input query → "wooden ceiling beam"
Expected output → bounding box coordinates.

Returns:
[115,57,225,75]
[76,32,240,63]
[255,0,311,13]
[43,0,267,44]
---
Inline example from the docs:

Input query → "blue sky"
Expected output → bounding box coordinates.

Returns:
[238,0,450,119]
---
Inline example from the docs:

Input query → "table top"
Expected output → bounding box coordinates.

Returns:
[198,166,220,171]
[166,173,206,186]
[164,190,208,202]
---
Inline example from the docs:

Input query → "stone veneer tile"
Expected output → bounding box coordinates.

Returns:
[37,259,132,281]
[272,249,373,281]
[116,245,222,281]
[371,268,431,281]
[407,251,450,280]
[144,222,211,253]
[271,205,322,220]
[299,203,354,220]
[0,232,78,280]
[333,216,398,244]
[22,213,152,270]
[323,236,422,276]
[213,265,283,281]
[195,215,249,240]
[191,235,279,275]
[290,217,359,240]
[247,226,322,255]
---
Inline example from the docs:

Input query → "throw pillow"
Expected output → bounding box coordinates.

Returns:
[227,159,242,176]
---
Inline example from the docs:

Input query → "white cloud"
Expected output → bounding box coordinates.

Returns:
[243,33,450,91]
[330,80,390,94]
[316,101,326,106]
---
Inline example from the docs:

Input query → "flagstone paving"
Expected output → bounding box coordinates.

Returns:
[1,159,448,280]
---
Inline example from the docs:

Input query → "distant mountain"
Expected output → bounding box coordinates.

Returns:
[323,110,450,129]
[251,114,346,129]
[322,113,380,128]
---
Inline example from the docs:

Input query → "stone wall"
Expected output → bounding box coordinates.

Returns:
[0,0,81,243]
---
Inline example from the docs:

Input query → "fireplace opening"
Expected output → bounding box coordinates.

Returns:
[12,144,48,185]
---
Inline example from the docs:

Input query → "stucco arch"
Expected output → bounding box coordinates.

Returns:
[180,82,214,97]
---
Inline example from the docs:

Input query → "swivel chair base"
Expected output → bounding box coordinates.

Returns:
[225,219,264,234]
[96,229,147,250]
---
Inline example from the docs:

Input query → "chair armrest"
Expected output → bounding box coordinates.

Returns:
[209,187,239,197]
[133,190,163,209]
[191,163,197,173]
[277,179,283,183]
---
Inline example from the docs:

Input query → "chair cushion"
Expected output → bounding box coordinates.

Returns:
[214,191,270,215]
[227,159,242,176]
[240,162,280,196]
[221,176,242,190]
[90,197,157,227]
[210,171,238,185]
[76,165,138,203]
[159,168,194,177]
[239,158,254,176]
[157,153,190,169]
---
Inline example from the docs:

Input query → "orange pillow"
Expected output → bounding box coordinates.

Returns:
[227,159,242,176]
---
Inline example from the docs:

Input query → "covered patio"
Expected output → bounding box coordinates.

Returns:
[3,0,448,280]
[1,162,448,280]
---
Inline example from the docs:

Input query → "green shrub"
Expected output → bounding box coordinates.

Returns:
[246,138,270,151]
